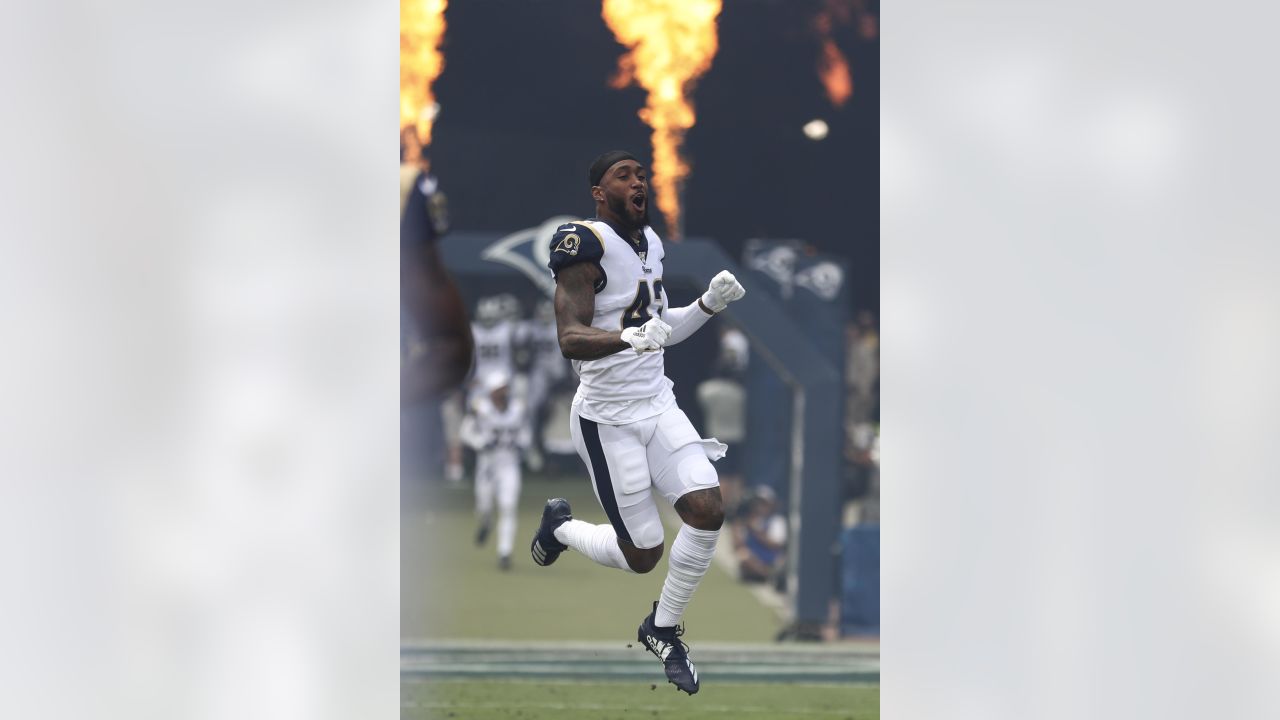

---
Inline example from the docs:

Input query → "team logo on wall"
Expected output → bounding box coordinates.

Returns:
[795,261,844,302]
[481,215,578,297]
[743,239,801,299]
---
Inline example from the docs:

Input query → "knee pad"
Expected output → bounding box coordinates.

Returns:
[628,515,666,551]
[677,452,718,491]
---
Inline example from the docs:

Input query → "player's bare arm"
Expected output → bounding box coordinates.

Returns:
[554,262,628,360]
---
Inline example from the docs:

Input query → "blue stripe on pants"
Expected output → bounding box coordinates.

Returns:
[578,415,634,546]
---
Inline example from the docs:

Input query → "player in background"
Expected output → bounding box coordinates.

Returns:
[470,295,520,404]
[519,299,570,471]
[445,295,520,484]
[460,371,530,570]
[529,151,746,695]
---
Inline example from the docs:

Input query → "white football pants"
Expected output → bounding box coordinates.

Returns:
[474,450,521,558]
[569,405,725,550]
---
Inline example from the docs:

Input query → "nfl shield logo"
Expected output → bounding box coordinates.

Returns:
[639,251,647,263]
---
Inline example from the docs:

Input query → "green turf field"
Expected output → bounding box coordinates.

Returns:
[402,474,879,718]
[402,678,880,720]
[402,476,783,642]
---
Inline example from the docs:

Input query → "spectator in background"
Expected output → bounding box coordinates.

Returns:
[842,310,880,519]
[845,309,878,425]
[733,485,788,588]
[845,421,880,525]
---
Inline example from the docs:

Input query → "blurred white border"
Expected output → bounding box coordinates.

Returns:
[884,2,1280,718]
[5,0,1280,717]
[0,2,398,718]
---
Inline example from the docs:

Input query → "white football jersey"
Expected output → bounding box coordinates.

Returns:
[521,318,567,381]
[471,320,516,380]
[461,396,529,464]
[547,219,676,424]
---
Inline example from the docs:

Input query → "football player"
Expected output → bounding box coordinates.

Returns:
[451,296,520,484]
[530,150,746,695]
[460,371,530,570]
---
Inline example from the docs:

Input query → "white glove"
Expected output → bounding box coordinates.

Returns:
[701,270,747,313]
[620,317,672,354]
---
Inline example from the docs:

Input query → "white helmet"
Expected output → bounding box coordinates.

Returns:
[480,370,511,393]
[475,296,505,325]
[494,293,522,321]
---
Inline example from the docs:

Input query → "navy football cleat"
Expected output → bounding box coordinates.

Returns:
[638,601,700,695]
[530,498,572,567]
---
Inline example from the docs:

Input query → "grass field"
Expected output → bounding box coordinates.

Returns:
[402,476,784,642]
[402,678,880,720]
[402,473,878,718]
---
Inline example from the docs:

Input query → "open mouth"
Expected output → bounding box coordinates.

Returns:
[631,194,646,210]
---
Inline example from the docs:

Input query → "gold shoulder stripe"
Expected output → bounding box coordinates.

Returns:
[575,220,605,261]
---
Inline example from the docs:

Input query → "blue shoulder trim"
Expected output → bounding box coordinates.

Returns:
[547,222,607,293]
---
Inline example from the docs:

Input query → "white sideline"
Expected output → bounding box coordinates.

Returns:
[403,699,863,716]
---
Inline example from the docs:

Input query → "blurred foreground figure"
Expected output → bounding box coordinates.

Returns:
[401,127,472,402]
[460,371,530,570]
[529,151,746,695]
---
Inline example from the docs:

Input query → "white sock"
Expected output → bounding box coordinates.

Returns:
[554,519,633,572]
[496,503,516,558]
[655,525,719,627]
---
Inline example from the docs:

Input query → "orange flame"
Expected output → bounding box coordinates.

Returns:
[814,0,855,108]
[400,0,447,143]
[602,0,723,240]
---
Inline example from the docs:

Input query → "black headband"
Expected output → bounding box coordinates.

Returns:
[588,150,640,187]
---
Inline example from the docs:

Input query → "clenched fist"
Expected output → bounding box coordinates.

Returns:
[701,270,747,313]
[620,316,672,354]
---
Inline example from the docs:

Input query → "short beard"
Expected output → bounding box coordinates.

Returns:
[608,194,648,232]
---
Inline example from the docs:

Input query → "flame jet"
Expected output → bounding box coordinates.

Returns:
[814,0,854,107]
[602,0,723,240]
[401,0,448,142]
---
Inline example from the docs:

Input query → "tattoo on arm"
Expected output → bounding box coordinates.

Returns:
[554,263,628,360]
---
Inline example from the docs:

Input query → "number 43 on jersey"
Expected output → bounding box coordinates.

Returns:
[621,278,665,329]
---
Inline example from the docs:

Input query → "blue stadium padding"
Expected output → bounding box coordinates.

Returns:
[740,254,792,510]
[840,525,880,636]
[744,349,792,508]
